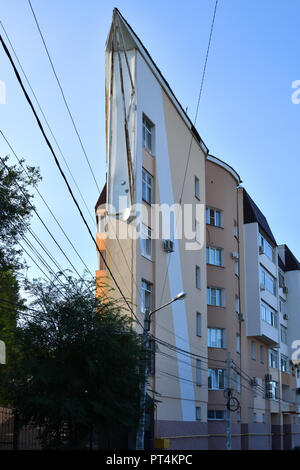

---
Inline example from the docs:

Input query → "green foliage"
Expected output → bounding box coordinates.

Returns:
[0,155,40,401]
[0,155,41,271]
[2,277,146,449]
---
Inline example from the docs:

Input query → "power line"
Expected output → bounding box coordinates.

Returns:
[0,20,96,227]
[0,31,145,330]
[158,0,218,307]
[27,0,101,195]
[0,155,82,279]
[0,129,94,277]
[179,0,218,203]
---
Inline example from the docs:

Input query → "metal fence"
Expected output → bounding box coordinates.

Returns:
[0,407,41,450]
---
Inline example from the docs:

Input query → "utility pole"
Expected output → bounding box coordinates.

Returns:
[226,351,232,451]
[136,309,150,451]
[135,292,187,450]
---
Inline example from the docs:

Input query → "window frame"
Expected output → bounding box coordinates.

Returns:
[196,265,201,289]
[194,176,200,200]
[207,328,225,349]
[207,287,225,307]
[142,114,155,155]
[208,368,225,390]
[141,224,152,261]
[206,246,223,267]
[141,279,152,314]
[196,312,202,337]
[206,207,223,228]
[142,168,153,205]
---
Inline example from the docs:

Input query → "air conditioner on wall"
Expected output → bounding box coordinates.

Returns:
[260,284,266,291]
[238,313,245,322]
[283,314,288,321]
[162,239,174,253]
[283,286,289,294]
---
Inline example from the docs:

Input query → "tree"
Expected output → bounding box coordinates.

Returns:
[0,155,40,271]
[0,155,40,399]
[2,276,146,449]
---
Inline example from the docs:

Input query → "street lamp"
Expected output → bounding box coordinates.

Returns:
[136,291,187,450]
[144,292,187,331]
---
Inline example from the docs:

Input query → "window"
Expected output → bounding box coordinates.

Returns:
[262,413,266,424]
[208,368,225,390]
[196,266,201,289]
[234,219,239,238]
[142,115,154,154]
[279,297,286,315]
[208,328,225,348]
[260,266,276,295]
[269,349,279,369]
[207,287,224,307]
[237,410,241,422]
[253,412,257,423]
[251,341,256,360]
[236,334,241,354]
[195,176,200,200]
[206,246,223,266]
[269,380,279,400]
[208,410,226,421]
[141,224,152,260]
[196,360,202,385]
[259,232,275,262]
[196,313,202,337]
[196,407,201,421]
[142,169,153,204]
[235,296,240,313]
[279,272,285,289]
[281,325,288,344]
[260,345,264,364]
[206,207,222,227]
[141,280,152,314]
[281,354,289,373]
[261,301,278,328]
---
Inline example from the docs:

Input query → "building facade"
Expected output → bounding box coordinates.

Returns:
[96,9,300,450]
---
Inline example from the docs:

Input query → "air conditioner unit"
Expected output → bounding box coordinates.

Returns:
[283,314,288,321]
[265,374,272,382]
[259,246,264,255]
[266,392,273,399]
[260,284,266,291]
[238,313,245,322]
[283,286,288,294]
[250,377,258,386]
[231,251,239,260]
[162,239,174,253]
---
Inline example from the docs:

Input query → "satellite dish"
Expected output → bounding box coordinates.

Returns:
[121,207,136,223]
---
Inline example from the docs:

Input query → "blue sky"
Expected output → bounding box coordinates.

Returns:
[0,0,299,282]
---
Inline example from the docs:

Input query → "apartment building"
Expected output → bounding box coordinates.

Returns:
[96,8,209,450]
[96,9,300,450]
[242,190,300,449]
